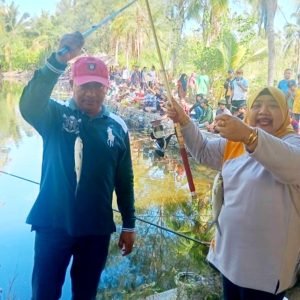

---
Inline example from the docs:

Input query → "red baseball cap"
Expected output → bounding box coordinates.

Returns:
[71,56,109,87]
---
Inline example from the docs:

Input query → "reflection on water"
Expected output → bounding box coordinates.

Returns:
[0,81,218,299]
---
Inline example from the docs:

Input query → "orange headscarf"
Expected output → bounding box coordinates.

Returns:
[246,86,294,138]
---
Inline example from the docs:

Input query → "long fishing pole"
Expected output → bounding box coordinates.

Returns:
[58,0,137,56]
[144,0,196,198]
[0,170,209,246]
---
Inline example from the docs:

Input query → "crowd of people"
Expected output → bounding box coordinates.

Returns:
[117,68,245,136]
[107,66,248,134]
[107,65,168,115]
[176,67,300,135]
[178,68,248,133]
[107,63,300,138]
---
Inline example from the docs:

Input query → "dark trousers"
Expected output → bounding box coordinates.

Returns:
[231,100,246,113]
[225,95,231,110]
[222,276,286,300]
[32,228,111,300]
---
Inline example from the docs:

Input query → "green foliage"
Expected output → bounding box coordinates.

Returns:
[194,47,224,73]
[0,81,23,158]
[6,40,41,69]
[0,0,296,82]
[229,13,258,45]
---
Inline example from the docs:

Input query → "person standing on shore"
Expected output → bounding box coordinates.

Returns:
[19,31,136,300]
[230,69,248,113]
[195,70,209,97]
[223,69,234,109]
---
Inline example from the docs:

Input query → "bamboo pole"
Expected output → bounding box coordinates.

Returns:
[144,0,196,197]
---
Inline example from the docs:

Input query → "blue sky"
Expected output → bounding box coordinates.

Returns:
[275,0,298,30]
[12,0,60,17]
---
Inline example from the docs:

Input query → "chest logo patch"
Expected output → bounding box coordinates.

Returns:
[107,127,115,147]
[62,114,81,134]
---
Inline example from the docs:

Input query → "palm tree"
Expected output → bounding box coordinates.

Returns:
[283,5,300,74]
[248,0,278,85]
[186,0,229,47]
[164,0,186,74]
[110,1,170,68]
[110,3,146,66]
[1,2,30,34]
[218,31,267,71]
[0,2,30,70]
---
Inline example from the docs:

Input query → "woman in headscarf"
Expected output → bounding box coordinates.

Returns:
[167,87,300,300]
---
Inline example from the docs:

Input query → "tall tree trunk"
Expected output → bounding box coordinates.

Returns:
[170,0,185,75]
[202,0,209,46]
[297,39,300,75]
[126,37,129,69]
[264,0,277,86]
[115,39,119,66]
[137,31,140,59]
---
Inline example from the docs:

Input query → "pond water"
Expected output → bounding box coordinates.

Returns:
[0,80,218,299]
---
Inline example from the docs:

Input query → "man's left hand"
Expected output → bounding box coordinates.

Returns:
[118,231,136,256]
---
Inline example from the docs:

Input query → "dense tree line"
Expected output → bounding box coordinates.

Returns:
[0,0,299,88]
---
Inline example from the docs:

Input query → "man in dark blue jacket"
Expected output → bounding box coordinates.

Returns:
[19,32,136,300]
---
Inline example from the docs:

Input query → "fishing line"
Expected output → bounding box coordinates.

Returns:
[0,170,210,246]
[0,171,40,185]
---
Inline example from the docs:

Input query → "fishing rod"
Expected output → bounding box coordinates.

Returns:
[58,0,137,56]
[144,0,196,198]
[0,170,209,246]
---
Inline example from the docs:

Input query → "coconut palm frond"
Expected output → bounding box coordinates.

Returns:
[218,31,239,69]
[243,47,268,65]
